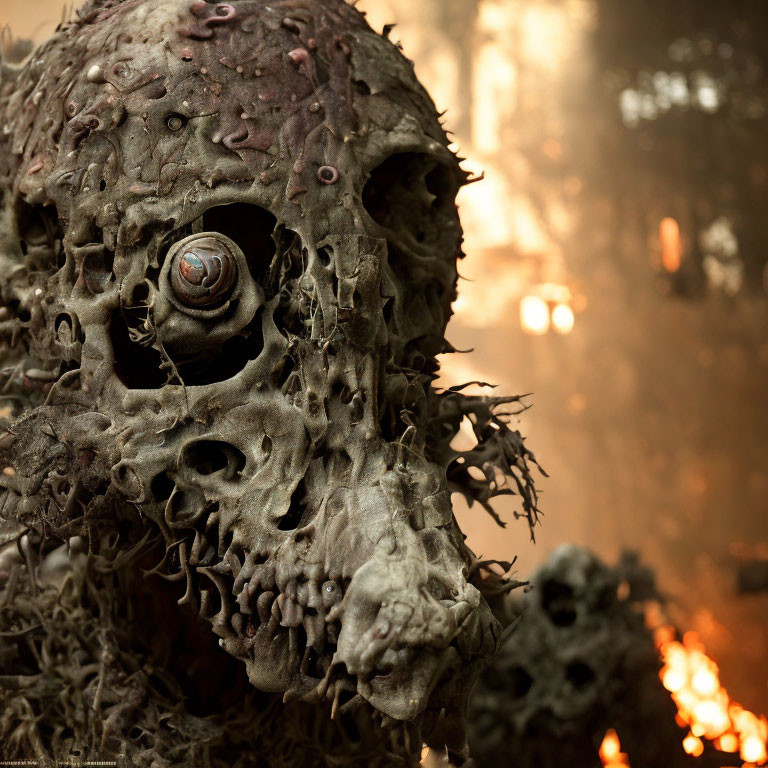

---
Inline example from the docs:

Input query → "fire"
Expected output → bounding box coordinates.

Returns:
[660,217,682,272]
[656,627,768,765]
[599,729,630,767]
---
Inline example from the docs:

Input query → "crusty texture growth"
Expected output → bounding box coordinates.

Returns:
[0,1,542,765]
[468,548,691,768]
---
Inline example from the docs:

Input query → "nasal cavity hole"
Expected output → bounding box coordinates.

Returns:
[182,440,246,479]
[566,660,596,690]
[202,203,277,284]
[277,479,308,531]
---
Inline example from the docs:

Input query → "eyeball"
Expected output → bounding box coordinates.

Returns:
[166,113,188,132]
[170,235,238,308]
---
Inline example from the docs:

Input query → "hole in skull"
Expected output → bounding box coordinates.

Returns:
[202,203,277,285]
[566,660,596,690]
[277,480,308,531]
[16,199,61,266]
[507,665,534,699]
[82,246,115,294]
[317,246,332,266]
[175,325,266,387]
[109,311,168,389]
[182,441,246,480]
[331,380,354,405]
[362,153,459,250]
[303,642,325,680]
[151,471,175,502]
[273,354,296,390]
[541,578,578,627]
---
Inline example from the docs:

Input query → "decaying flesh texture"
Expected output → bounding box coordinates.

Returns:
[0,1,542,765]
[468,548,692,768]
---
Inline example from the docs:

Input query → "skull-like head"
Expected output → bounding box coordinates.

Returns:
[0,1,541,762]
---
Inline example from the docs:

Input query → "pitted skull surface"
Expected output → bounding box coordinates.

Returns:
[0,1,542,764]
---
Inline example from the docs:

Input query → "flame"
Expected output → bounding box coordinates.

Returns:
[660,217,682,272]
[600,729,631,767]
[656,627,768,765]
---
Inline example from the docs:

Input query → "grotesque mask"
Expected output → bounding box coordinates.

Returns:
[0,1,541,764]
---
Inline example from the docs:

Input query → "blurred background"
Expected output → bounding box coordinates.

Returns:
[2,0,767,718]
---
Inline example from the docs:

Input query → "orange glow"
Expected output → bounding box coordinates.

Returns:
[660,217,682,272]
[552,303,575,335]
[683,733,705,757]
[599,729,630,767]
[520,295,550,335]
[656,626,768,765]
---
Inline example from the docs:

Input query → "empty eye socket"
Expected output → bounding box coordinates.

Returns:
[166,113,188,132]
[170,235,238,308]
[362,152,459,248]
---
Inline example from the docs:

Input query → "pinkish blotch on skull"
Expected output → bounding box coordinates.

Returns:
[0,1,543,765]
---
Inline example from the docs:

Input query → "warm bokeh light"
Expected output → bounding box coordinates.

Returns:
[656,626,768,765]
[552,303,576,334]
[660,217,682,273]
[599,729,631,767]
[5,0,768,750]
[520,295,550,335]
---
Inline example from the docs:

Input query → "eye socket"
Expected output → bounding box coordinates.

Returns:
[170,235,238,308]
[166,113,188,132]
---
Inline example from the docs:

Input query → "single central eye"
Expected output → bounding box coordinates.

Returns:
[170,235,238,307]
[166,113,187,132]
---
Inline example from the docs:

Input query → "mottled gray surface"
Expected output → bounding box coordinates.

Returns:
[0,1,541,765]
[468,547,693,768]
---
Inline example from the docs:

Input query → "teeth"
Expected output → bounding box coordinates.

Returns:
[199,544,217,567]
[200,588,214,618]
[189,531,207,565]
[271,593,282,621]
[255,563,275,591]
[281,596,303,628]
[303,611,326,650]
[237,585,252,615]
[224,550,242,580]
[231,613,244,634]
[257,591,275,624]
[205,509,221,532]
[233,560,255,595]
